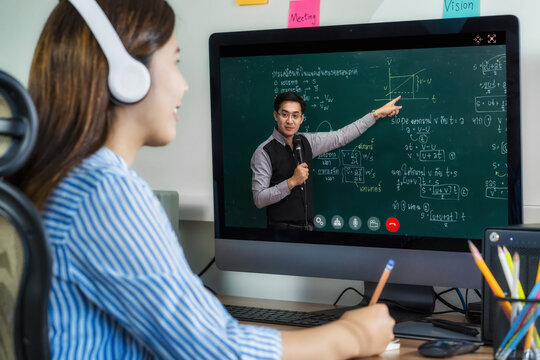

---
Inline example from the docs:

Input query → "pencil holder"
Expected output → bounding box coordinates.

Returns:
[492,296,540,360]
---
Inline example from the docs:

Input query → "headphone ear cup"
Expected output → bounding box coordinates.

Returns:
[68,0,151,105]
[108,55,151,104]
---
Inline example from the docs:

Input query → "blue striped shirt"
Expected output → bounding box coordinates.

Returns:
[44,147,282,359]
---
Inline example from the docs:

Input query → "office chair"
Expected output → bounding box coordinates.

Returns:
[0,70,51,360]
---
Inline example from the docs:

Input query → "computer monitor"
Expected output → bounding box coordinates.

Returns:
[209,15,521,313]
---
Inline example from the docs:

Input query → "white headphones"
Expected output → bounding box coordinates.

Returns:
[68,0,151,104]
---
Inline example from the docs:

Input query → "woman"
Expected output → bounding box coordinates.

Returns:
[9,0,394,358]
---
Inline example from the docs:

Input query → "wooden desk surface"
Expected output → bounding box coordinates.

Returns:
[219,295,493,359]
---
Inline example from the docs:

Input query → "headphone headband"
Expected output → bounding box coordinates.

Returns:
[68,0,151,104]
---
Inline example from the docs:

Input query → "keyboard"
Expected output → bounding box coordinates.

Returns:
[225,303,427,327]
[224,304,339,327]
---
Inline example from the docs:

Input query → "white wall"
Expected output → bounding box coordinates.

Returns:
[1,0,539,307]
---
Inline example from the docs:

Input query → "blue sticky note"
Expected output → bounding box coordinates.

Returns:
[442,0,479,18]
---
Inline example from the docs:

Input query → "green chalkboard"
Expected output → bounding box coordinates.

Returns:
[220,45,509,239]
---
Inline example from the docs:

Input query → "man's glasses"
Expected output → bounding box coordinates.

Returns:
[277,111,302,121]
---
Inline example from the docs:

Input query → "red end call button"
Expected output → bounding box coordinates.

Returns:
[385,217,400,232]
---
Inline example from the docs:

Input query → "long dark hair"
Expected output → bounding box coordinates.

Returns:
[8,0,175,210]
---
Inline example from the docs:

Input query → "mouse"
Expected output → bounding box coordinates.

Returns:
[418,339,480,358]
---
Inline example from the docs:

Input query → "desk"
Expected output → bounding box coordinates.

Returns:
[219,295,493,359]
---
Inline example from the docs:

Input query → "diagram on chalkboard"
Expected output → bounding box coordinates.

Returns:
[374,58,436,103]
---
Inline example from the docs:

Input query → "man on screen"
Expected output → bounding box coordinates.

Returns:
[251,91,402,230]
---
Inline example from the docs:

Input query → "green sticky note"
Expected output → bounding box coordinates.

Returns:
[442,0,479,18]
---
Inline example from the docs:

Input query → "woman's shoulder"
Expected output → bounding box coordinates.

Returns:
[43,148,153,240]
[48,148,147,210]
[73,148,142,185]
[80,147,132,176]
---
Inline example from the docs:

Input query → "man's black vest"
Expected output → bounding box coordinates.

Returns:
[263,134,313,225]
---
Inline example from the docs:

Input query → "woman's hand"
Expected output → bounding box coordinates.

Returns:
[338,304,396,358]
[281,304,395,360]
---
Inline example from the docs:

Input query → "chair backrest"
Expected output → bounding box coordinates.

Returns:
[0,215,23,359]
[0,71,51,360]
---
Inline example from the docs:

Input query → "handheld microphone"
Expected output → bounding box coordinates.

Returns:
[293,137,306,193]
[293,137,308,226]
[293,137,304,164]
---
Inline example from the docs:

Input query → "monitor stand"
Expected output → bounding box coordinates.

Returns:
[311,282,435,323]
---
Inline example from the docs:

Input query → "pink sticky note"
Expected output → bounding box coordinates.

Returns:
[288,0,320,28]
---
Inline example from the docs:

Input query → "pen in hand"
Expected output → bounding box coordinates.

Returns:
[369,259,394,306]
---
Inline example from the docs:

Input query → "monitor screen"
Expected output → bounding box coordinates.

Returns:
[209,15,521,292]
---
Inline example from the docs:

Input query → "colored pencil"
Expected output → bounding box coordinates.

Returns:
[503,246,540,348]
[497,246,514,294]
[495,274,540,357]
[369,259,394,306]
[524,259,540,352]
[503,246,525,298]
[511,252,520,322]
[468,241,511,317]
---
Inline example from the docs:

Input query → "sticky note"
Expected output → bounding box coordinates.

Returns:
[442,0,479,18]
[288,0,320,28]
[236,0,268,5]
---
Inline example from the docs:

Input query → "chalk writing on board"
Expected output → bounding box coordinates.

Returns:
[475,54,506,76]
[272,66,360,112]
